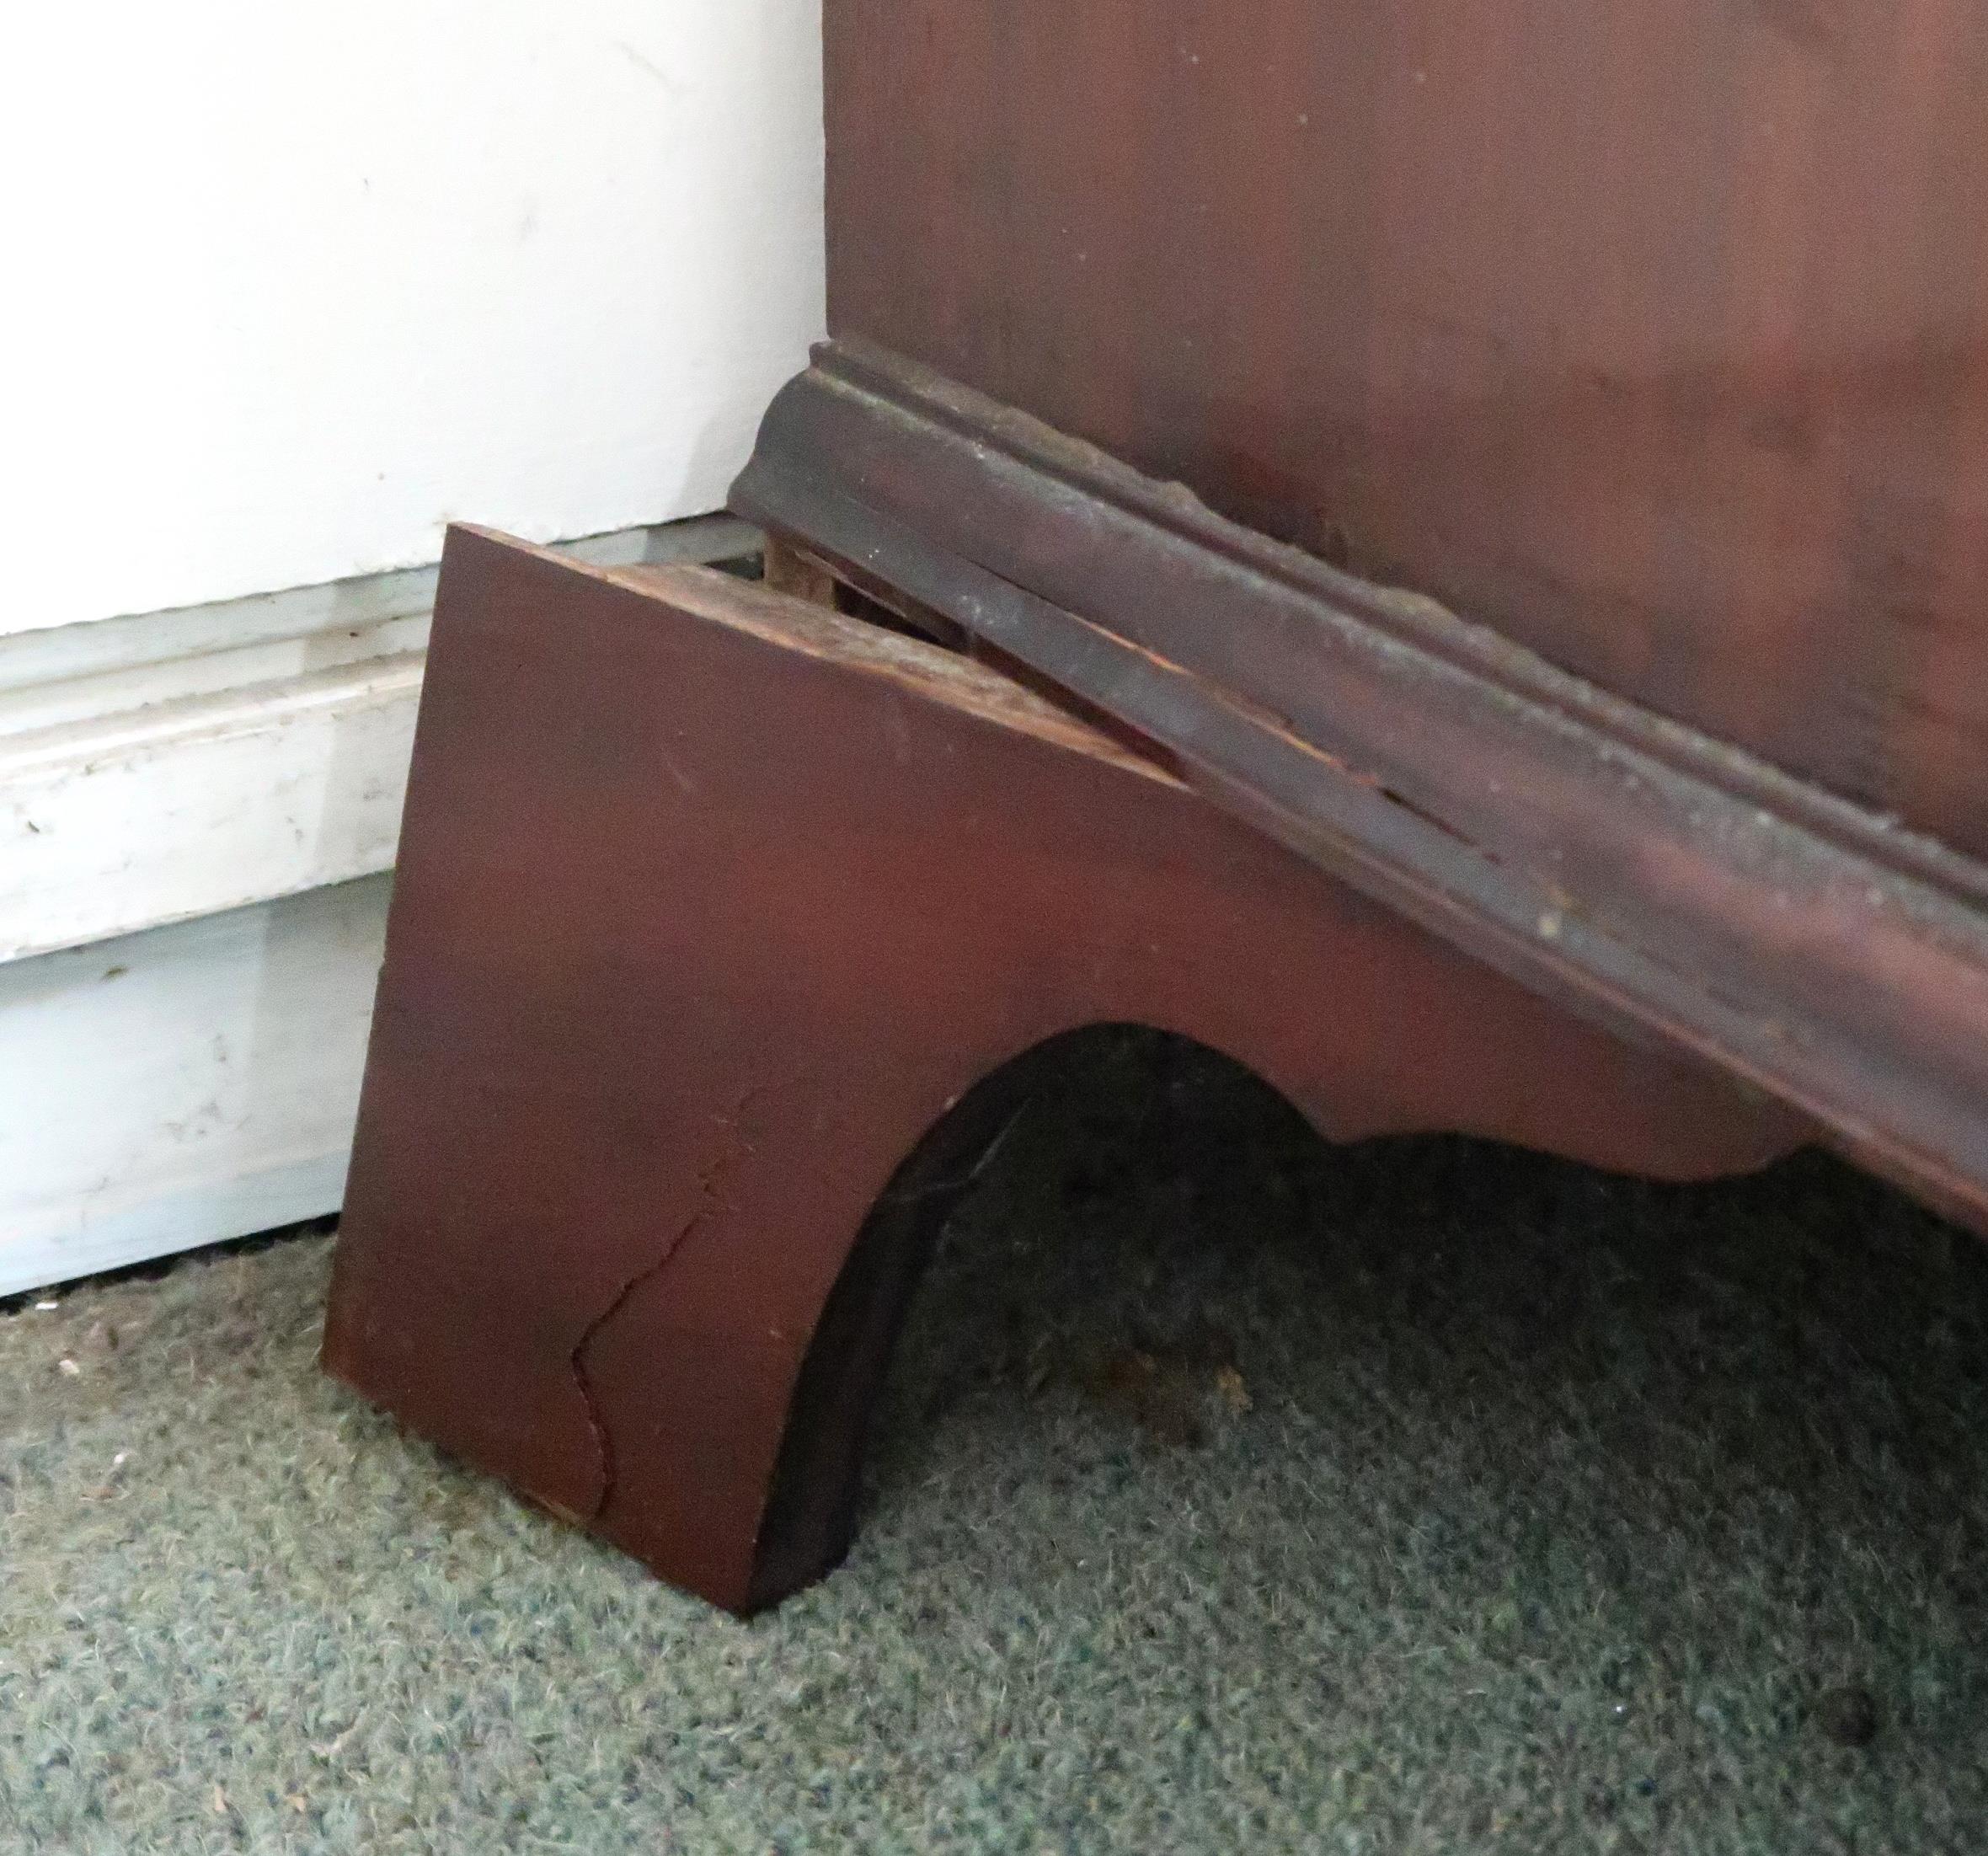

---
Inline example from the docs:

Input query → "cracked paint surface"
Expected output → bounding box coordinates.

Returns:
[566,1083,783,1523]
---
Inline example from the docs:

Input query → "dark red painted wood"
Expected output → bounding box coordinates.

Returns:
[324,530,1799,1610]
[825,0,1988,858]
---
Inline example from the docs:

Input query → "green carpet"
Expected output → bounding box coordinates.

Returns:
[3,1035,1985,1853]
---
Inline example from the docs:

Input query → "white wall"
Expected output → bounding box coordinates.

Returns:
[4,1,825,634]
[0,8,824,1292]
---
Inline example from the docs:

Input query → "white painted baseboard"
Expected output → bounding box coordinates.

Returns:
[0,515,761,1295]
[0,880,390,1299]
[0,515,757,962]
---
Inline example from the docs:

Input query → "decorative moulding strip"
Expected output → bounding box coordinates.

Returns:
[732,340,1988,1228]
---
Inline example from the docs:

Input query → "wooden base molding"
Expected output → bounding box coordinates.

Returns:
[732,342,1988,1233]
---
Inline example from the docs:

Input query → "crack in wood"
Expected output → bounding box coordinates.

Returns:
[565,1081,792,1523]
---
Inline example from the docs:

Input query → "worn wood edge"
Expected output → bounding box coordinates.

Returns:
[730,345,1988,1227]
[806,340,1988,912]
[454,528,1177,789]
[743,1055,1048,1613]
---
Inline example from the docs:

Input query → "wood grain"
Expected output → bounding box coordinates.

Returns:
[734,345,1988,1233]
[825,0,1988,856]
[324,528,1796,1608]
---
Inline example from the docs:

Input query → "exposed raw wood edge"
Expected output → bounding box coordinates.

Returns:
[731,343,1988,1226]
[0,516,760,964]
[0,879,390,1299]
[801,340,1988,913]
[473,538,1176,785]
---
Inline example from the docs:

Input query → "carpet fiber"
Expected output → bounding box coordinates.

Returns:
[3,1035,1985,1853]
